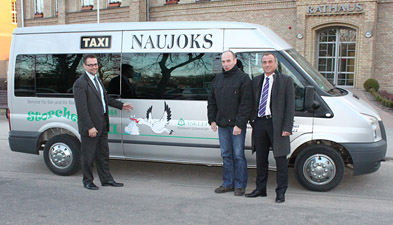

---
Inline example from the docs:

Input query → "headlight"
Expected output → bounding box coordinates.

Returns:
[362,114,382,142]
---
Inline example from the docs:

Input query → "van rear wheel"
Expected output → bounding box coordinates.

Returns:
[43,134,81,176]
[294,145,344,192]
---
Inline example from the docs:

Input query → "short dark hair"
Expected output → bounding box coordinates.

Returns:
[261,52,277,62]
[83,54,97,64]
[222,50,236,59]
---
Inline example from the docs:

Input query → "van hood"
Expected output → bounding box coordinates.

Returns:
[340,89,381,120]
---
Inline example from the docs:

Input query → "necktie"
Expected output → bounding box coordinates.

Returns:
[258,77,270,117]
[93,76,102,100]
[93,76,105,114]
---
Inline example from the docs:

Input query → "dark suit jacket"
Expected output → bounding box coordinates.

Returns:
[73,73,123,136]
[250,72,295,157]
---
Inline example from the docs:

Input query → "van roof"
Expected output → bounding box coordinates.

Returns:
[14,21,270,34]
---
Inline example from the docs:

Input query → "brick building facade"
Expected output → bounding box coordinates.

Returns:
[16,0,393,91]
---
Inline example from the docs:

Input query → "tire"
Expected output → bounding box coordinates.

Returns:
[43,134,81,176]
[294,145,344,192]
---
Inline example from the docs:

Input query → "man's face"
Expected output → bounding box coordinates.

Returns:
[221,52,237,72]
[262,54,277,76]
[83,57,99,75]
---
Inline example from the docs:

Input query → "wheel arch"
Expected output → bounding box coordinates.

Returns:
[37,122,80,151]
[289,139,353,167]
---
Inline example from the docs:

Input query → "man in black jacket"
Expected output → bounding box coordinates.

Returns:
[207,51,252,196]
[245,52,295,203]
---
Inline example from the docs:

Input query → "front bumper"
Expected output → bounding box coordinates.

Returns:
[342,121,387,175]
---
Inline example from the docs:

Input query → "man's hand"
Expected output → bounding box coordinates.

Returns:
[282,131,291,137]
[122,103,134,112]
[233,126,242,136]
[211,122,217,132]
[88,127,98,137]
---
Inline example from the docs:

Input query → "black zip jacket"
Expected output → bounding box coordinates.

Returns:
[207,65,252,129]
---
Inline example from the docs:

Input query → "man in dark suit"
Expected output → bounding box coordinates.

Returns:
[245,52,295,203]
[73,54,133,190]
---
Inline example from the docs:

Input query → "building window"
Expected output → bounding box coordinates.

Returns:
[55,0,58,15]
[165,0,179,4]
[11,0,17,24]
[81,0,94,7]
[108,0,121,8]
[317,27,356,86]
[34,0,44,14]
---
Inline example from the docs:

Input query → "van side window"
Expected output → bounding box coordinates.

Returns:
[237,52,307,111]
[120,53,221,100]
[14,54,121,97]
[36,54,84,95]
[15,55,35,96]
[95,53,121,96]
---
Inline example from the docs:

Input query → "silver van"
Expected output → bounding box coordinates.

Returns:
[7,21,387,191]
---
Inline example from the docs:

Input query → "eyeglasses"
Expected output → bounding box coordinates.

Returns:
[85,63,98,67]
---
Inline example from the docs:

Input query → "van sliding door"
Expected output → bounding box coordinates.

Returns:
[118,53,230,165]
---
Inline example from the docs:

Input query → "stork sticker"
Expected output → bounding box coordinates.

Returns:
[125,102,174,135]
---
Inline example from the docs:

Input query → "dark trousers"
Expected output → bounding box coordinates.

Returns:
[81,115,113,185]
[253,117,288,195]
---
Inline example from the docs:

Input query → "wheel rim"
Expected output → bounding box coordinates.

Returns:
[48,142,73,169]
[303,154,336,185]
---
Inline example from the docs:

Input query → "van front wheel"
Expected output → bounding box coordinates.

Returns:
[294,145,344,192]
[43,134,81,176]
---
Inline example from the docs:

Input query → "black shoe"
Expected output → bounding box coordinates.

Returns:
[214,186,234,193]
[275,193,285,203]
[84,182,99,190]
[234,188,245,196]
[245,189,267,198]
[102,180,124,187]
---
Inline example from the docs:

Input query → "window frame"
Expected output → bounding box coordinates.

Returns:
[316,27,356,87]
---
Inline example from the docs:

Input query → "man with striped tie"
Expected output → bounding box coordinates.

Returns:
[245,52,295,203]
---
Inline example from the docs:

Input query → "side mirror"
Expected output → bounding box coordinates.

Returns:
[304,86,319,111]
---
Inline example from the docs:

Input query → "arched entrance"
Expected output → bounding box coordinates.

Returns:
[316,27,356,86]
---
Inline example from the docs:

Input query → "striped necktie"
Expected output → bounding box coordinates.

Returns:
[93,76,102,100]
[93,76,106,114]
[258,77,270,117]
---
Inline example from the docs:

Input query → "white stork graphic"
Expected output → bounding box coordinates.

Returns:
[125,102,174,135]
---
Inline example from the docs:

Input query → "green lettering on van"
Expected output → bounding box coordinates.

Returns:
[108,109,118,116]
[109,124,119,134]
[26,107,78,123]
[63,107,71,120]
[27,111,35,121]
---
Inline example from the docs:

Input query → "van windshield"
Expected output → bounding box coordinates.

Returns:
[285,49,342,96]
